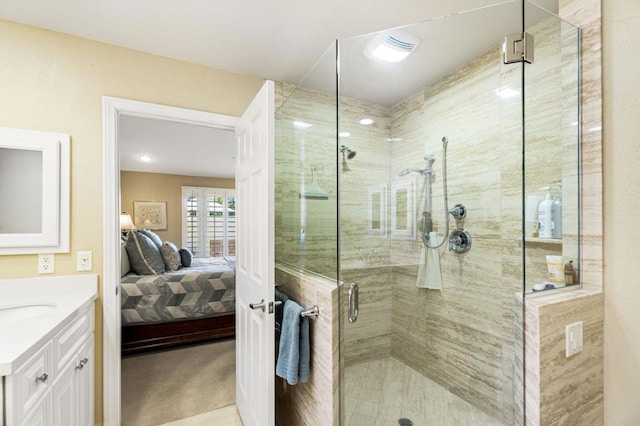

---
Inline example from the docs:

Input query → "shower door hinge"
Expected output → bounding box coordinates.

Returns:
[503,33,534,64]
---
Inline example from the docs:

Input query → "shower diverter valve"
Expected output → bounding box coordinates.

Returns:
[449,228,472,253]
[449,203,467,221]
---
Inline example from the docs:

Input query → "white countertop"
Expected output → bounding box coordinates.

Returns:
[0,274,98,376]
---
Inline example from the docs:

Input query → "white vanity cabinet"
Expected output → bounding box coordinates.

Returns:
[52,307,94,426]
[3,304,95,426]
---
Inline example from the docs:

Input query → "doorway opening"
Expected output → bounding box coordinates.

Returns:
[102,97,240,424]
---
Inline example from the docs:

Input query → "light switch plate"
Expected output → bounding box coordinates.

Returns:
[77,251,93,271]
[565,321,584,357]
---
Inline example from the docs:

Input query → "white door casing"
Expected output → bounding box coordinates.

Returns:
[102,97,238,425]
[235,80,275,426]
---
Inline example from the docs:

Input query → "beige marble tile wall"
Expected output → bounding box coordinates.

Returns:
[274,80,394,280]
[389,45,518,422]
[387,14,581,422]
[274,264,339,426]
[525,290,604,425]
[521,1,604,424]
[339,267,393,366]
[559,0,603,291]
[334,92,397,364]
[275,83,339,279]
[524,12,580,291]
[337,97,392,269]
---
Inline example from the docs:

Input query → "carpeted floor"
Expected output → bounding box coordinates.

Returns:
[121,339,236,426]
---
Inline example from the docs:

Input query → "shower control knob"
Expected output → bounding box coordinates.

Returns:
[449,228,472,254]
[449,204,467,221]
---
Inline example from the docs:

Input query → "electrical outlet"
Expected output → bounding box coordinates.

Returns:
[565,321,584,357]
[38,253,55,274]
[77,251,93,271]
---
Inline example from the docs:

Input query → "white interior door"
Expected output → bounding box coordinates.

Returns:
[235,80,275,426]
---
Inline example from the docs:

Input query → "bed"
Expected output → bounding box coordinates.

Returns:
[120,256,236,354]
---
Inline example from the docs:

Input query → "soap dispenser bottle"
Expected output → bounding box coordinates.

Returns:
[551,183,562,239]
[538,186,553,238]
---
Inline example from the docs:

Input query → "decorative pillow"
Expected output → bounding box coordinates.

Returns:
[161,241,181,271]
[179,247,193,267]
[138,229,163,250]
[121,241,131,277]
[125,230,166,275]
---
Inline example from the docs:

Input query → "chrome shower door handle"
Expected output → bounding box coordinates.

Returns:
[348,282,359,323]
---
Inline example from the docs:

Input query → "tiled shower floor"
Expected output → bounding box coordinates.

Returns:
[344,358,504,426]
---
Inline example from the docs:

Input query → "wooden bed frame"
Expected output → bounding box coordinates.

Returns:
[121,313,235,355]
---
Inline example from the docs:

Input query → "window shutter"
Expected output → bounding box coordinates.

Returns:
[182,186,235,258]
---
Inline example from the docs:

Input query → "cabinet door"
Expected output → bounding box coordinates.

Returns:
[52,335,93,426]
[53,360,76,426]
[75,335,94,426]
[21,389,53,426]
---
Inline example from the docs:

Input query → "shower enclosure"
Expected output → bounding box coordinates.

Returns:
[275,1,580,424]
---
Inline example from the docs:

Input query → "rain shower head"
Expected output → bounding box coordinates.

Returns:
[340,145,356,159]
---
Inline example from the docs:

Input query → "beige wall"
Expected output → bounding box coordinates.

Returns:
[0,19,263,423]
[121,171,234,245]
[602,2,640,424]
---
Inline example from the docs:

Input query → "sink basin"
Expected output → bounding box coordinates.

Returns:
[0,303,57,322]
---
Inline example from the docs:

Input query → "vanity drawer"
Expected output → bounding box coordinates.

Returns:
[52,307,94,375]
[5,341,53,426]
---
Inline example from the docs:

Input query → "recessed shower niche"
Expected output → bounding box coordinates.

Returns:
[274,0,580,423]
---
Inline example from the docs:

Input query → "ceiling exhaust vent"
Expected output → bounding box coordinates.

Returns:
[364,30,420,63]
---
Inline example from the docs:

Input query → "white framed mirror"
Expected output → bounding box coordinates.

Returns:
[391,179,415,239]
[367,183,387,235]
[0,127,70,254]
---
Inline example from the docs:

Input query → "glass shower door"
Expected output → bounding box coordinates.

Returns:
[337,2,526,424]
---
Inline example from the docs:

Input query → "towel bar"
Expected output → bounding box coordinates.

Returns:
[300,305,319,318]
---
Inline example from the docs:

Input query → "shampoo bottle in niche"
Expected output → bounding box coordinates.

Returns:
[564,260,577,285]
[551,184,562,239]
[538,187,553,238]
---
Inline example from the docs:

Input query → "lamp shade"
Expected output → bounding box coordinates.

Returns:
[120,214,136,231]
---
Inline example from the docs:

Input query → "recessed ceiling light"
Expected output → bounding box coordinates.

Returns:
[359,118,374,126]
[293,120,313,129]
[364,31,420,63]
[339,132,351,138]
[494,88,520,98]
[138,154,153,162]
[386,137,403,142]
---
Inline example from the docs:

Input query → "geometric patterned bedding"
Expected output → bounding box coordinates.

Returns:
[121,257,235,326]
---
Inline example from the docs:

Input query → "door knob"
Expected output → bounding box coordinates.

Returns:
[249,299,266,312]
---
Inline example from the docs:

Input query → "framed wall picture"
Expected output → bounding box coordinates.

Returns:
[133,201,167,230]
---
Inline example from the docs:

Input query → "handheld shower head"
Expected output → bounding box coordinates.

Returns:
[423,155,436,169]
[399,167,428,177]
[399,154,437,177]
